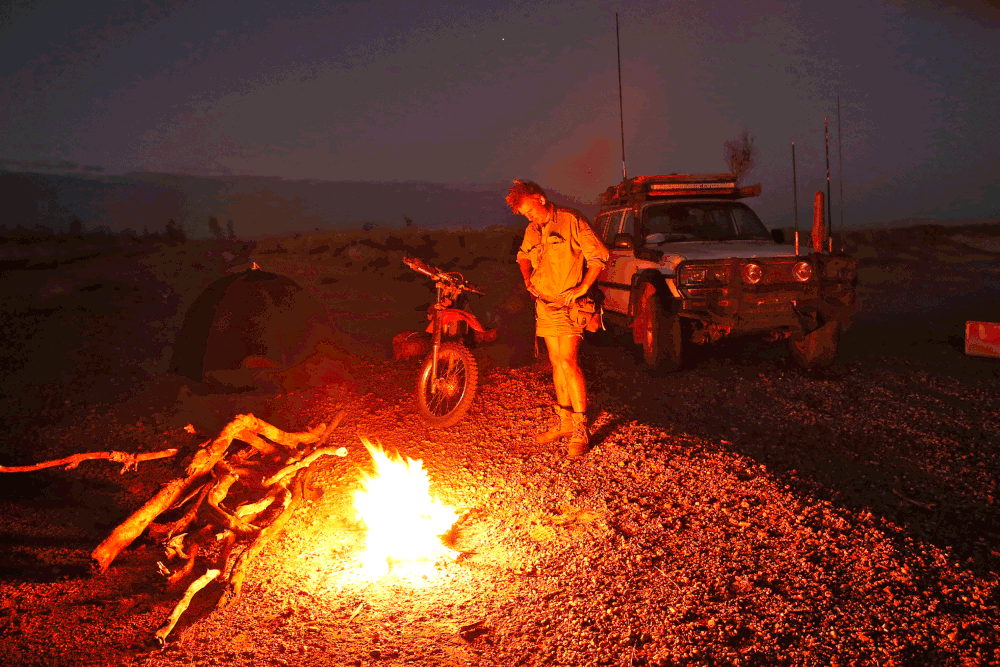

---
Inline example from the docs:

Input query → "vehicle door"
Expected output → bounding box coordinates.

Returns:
[594,209,622,311]
[598,209,636,314]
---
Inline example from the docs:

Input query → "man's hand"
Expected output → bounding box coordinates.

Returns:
[559,265,603,306]
[559,284,589,306]
[518,258,538,298]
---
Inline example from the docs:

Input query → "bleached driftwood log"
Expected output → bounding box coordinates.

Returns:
[110,410,345,644]
[12,409,349,644]
[92,475,201,574]
[147,483,212,543]
[155,568,221,646]
[91,413,330,573]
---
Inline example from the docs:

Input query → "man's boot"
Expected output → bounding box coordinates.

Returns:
[536,405,573,444]
[567,411,590,457]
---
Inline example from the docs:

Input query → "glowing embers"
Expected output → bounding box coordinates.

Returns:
[353,438,459,577]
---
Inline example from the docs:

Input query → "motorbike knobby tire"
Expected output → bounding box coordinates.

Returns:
[416,342,478,428]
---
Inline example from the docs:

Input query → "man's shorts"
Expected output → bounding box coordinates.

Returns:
[535,300,584,338]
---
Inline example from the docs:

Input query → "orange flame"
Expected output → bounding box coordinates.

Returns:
[353,438,459,576]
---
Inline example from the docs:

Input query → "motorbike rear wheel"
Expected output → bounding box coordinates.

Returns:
[416,342,478,428]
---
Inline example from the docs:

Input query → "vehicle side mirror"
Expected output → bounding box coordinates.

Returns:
[771,228,785,244]
[613,233,634,250]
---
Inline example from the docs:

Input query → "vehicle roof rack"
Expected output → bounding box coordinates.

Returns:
[600,173,760,206]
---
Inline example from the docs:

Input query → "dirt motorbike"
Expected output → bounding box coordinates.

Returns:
[403,256,492,427]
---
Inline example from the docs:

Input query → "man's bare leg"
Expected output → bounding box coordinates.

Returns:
[545,336,570,407]
[542,335,590,455]
[550,335,589,456]
[537,336,575,444]
[554,335,586,414]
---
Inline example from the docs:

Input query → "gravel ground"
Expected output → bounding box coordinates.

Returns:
[0,231,998,666]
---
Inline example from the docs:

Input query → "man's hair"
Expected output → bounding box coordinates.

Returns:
[506,179,547,211]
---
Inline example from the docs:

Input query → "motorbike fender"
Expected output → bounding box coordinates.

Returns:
[425,309,486,334]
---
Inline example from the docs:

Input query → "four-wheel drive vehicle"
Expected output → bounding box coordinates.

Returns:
[591,173,857,370]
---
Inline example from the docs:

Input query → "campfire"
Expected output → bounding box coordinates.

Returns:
[353,438,460,577]
[1,411,468,645]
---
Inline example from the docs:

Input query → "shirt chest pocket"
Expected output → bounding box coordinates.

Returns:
[542,232,569,255]
[540,231,572,265]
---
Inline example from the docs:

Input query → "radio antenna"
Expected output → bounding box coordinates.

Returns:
[616,12,627,182]
[837,94,844,248]
[825,117,832,253]
[792,141,799,255]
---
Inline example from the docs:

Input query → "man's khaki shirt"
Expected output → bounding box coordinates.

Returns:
[517,206,609,301]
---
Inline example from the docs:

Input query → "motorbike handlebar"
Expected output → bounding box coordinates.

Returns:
[403,255,436,278]
[403,256,483,294]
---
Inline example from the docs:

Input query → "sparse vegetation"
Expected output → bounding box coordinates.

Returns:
[164,218,187,243]
[724,127,759,185]
[207,216,224,239]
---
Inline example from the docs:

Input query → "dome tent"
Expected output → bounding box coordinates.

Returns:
[169,268,342,387]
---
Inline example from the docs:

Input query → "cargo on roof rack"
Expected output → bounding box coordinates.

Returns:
[600,173,760,207]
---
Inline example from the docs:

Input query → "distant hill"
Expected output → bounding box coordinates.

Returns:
[0,171,187,236]
[4,169,994,240]
[0,170,595,238]
[846,215,1000,231]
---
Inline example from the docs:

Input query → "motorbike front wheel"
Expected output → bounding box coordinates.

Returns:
[416,342,479,428]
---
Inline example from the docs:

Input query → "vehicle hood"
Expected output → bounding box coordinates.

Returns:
[651,240,797,272]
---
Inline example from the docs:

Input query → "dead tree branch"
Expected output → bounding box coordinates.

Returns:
[91,414,329,573]
[25,410,352,643]
[148,483,211,543]
[262,446,344,487]
[92,476,201,573]
[0,448,178,474]
[155,568,220,646]
[219,482,296,607]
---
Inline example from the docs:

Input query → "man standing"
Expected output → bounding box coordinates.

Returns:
[506,180,609,457]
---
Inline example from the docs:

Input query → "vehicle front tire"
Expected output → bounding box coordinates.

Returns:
[788,319,840,369]
[642,293,683,371]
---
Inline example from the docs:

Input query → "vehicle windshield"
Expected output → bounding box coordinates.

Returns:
[642,202,770,242]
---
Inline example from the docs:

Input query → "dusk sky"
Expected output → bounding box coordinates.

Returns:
[1,0,999,227]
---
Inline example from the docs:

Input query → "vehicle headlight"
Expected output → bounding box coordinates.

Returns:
[680,266,729,286]
[680,267,707,285]
[741,262,763,285]
[792,260,813,282]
